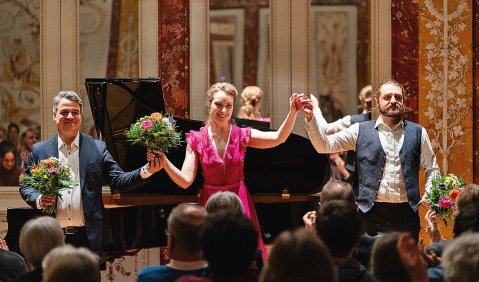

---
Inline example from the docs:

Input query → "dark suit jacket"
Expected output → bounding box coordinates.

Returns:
[19,134,148,250]
[0,249,27,281]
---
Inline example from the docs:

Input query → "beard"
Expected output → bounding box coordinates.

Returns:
[379,104,404,118]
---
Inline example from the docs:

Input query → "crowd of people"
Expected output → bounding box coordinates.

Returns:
[0,121,40,186]
[1,79,478,281]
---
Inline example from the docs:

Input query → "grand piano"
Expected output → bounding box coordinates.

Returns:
[6,78,329,257]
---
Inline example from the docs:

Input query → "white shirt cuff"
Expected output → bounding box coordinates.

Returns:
[36,195,42,209]
[140,164,153,179]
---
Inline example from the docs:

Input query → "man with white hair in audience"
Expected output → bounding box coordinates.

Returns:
[15,216,65,282]
[42,245,100,282]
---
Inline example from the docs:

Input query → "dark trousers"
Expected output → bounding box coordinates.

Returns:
[64,227,90,249]
[361,202,420,241]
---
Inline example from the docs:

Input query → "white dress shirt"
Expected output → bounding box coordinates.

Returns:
[306,108,440,202]
[55,134,84,227]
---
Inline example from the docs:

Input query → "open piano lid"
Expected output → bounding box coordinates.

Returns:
[85,78,330,196]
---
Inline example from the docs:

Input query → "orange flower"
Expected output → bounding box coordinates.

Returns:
[449,189,461,202]
[41,159,55,166]
[150,112,163,121]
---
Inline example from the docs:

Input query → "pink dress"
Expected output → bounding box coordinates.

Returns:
[186,125,266,259]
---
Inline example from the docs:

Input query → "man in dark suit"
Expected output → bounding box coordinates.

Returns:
[19,91,161,252]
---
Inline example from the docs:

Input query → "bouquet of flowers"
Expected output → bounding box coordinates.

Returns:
[124,112,182,153]
[422,174,465,226]
[22,157,78,214]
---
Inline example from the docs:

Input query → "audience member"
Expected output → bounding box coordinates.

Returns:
[237,86,270,122]
[202,210,259,282]
[16,216,65,282]
[205,191,263,271]
[205,191,244,215]
[0,141,23,186]
[7,123,20,147]
[396,233,428,282]
[442,232,479,282]
[316,200,372,282]
[0,126,6,142]
[260,229,337,282]
[19,129,38,169]
[137,203,208,282]
[0,238,27,281]
[41,245,100,282]
[370,232,411,282]
[303,180,375,269]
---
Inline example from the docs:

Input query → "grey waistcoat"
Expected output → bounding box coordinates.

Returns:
[356,120,422,213]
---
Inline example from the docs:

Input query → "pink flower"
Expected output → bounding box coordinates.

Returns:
[48,167,57,173]
[439,195,452,209]
[142,120,153,130]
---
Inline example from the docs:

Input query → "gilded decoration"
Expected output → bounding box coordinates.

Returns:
[0,0,40,130]
[419,0,472,179]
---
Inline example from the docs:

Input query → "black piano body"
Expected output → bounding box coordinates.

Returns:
[6,78,330,257]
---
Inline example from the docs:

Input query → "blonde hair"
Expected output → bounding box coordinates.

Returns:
[19,216,65,268]
[358,85,372,112]
[42,245,100,282]
[205,82,238,125]
[237,86,263,120]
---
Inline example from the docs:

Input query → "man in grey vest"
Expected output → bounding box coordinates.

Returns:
[301,79,440,240]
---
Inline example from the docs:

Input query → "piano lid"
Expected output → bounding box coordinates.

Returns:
[86,78,330,196]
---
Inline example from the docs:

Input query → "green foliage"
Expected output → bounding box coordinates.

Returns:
[124,112,183,153]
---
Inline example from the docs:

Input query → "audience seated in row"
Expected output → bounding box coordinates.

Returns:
[137,203,208,282]
[15,216,65,282]
[260,229,336,282]
[316,200,373,282]
[303,179,376,269]
[0,238,27,281]
[41,245,100,282]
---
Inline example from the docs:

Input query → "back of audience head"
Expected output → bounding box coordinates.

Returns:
[260,229,336,282]
[42,245,100,282]
[238,86,264,120]
[452,203,479,237]
[201,210,257,277]
[371,232,411,282]
[442,232,479,282]
[205,191,244,215]
[316,200,363,258]
[358,85,372,112]
[456,183,479,212]
[319,179,355,206]
[19,216,65,270]
[168,203,207,253]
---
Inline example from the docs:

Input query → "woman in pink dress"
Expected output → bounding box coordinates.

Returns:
[155,82,308,259]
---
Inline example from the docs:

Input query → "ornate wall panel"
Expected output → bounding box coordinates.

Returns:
[158,0,189,118]
[392,0,419,122]
[0,0,40,132]
[473,0,479,183]
[419,0,472,180]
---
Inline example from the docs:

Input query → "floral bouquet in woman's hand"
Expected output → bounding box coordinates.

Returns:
[124,112,182,153]
[422,174,465,226]
[22,157,78,215]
